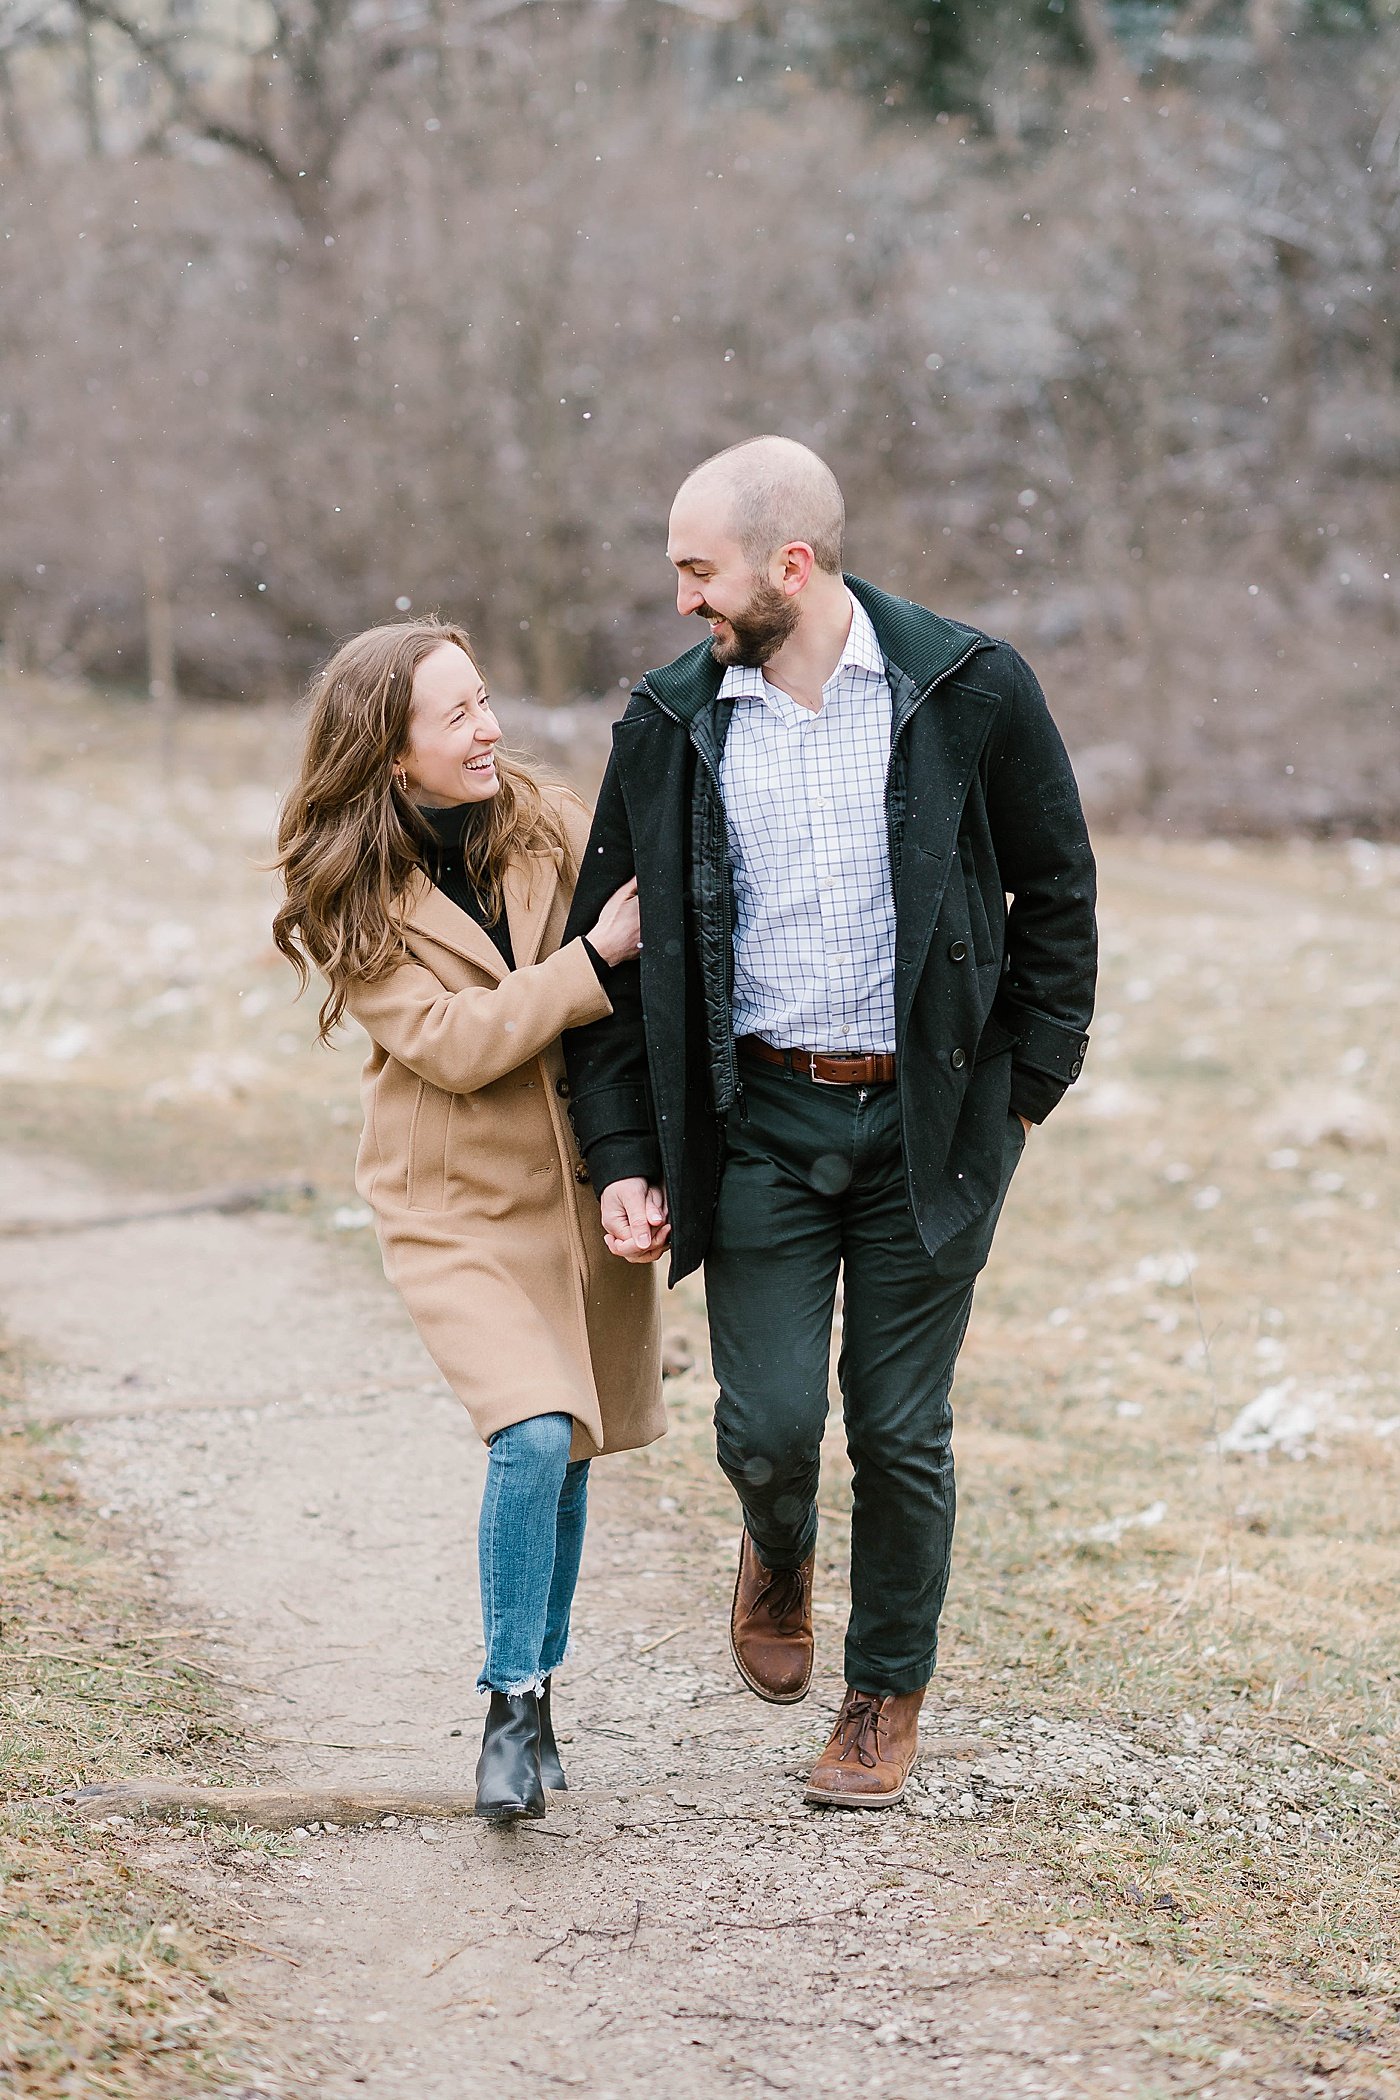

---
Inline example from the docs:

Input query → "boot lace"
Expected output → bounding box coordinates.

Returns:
[757,1565,807,1632]
[831,1691,887,1769]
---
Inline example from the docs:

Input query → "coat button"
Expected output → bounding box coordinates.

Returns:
[1070,1059,1082,1078]
[556,1077,570,1098]
[574,1162,591,1184]
[1078,1038,1089,1056]
[950,1047,967,1070]
[949,940,968,963]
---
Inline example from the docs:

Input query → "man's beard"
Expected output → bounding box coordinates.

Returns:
[699,575,800,667]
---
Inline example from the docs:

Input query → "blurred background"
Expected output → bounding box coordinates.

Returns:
[0,0,1396,830]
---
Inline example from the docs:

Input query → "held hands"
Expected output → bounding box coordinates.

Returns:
[600,1177,671,1263]
[588,877,643,967]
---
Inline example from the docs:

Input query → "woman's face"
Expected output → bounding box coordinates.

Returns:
[400,643,502,807]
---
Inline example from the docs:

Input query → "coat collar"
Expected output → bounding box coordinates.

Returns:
[400,851,555,981]
[635,574,988,725]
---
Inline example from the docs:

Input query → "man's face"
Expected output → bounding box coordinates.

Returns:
[667,491,800,668]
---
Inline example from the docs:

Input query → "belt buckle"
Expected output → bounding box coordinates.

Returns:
[807,1051,845,1087]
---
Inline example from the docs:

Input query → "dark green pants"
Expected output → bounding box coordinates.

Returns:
[705,1056,1024,1697]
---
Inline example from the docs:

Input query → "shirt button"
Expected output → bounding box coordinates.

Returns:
[950,1047,967,1070]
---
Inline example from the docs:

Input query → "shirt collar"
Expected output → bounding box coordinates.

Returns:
[718,590,884,705]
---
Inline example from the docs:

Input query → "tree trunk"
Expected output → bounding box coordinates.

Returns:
[143,532,178,768]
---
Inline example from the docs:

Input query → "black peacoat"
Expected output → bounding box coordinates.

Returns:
[563,575,1097,1285]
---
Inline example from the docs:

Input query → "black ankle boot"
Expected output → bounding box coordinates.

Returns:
[538,1676,567,1792]
[474,1691,545,1821]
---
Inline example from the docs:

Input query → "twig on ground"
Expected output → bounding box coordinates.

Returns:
[425,1939,472,1978]
[634,1624,691,1655]
[711,1899,865,1930]
[206,1925,302,1967]
[1259,1721,1398,1796]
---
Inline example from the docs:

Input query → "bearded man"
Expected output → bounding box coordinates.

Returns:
[563,437,1096,1807]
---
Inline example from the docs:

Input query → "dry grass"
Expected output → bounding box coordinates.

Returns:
[0,1323,268,2096]
[3,678,1399,2089]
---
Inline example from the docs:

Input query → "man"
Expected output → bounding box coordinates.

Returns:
[564,437,1095,1807]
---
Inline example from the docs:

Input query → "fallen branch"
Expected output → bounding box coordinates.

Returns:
[66,1764,823,1827]
[73,1781,481,1827]
[0,1177,314,1240]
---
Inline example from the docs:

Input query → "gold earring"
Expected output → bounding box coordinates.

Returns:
[393,766,407,790]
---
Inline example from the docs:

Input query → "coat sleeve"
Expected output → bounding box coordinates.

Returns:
[345,938,612,1097]
[986,649,1098,1122]
[561,747,664,1190]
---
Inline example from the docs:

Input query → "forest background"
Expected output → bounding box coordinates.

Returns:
[1,0,1396,834]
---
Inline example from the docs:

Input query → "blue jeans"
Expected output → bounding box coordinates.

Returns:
[476,1412,590,1695]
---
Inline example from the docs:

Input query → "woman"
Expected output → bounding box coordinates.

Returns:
[273,618,664,1822]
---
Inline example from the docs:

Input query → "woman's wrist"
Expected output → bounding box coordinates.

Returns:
[581,934,614,979]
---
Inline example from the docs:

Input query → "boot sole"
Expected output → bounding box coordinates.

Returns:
[802,1777,907,1808]
[473,1800,546,1822]
[730,1557,812,1704]
[803,1752,918,1810]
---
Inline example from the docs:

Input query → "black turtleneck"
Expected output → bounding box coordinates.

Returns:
[416,803,610,986]
[417,804,515,969]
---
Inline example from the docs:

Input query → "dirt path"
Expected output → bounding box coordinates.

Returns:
[0,1147,1308,2100]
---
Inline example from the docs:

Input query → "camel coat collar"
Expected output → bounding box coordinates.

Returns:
[400,852,555,982]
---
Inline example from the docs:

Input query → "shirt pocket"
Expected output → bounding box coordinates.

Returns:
[405,1077,453,1212]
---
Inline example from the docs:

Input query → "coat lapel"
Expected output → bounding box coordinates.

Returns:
[401,873,510,984]
[503,849,556,970]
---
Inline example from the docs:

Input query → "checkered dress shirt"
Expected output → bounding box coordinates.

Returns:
[718,593,897,1054]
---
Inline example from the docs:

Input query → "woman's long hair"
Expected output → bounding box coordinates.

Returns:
[273,618,571,1042]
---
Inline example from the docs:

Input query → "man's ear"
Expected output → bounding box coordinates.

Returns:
[777,541,815,596]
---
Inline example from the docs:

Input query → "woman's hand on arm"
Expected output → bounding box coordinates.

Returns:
[587,877,642,967]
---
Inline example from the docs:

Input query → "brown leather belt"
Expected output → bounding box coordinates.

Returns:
[738,1036,896,1087]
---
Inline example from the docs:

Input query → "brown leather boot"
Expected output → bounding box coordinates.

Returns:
[803,1685,925,1808]
[729,1531,815,1703]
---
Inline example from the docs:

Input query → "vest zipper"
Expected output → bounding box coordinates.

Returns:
[639,677,742,1115]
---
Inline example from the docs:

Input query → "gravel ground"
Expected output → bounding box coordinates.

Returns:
[1,1145,1373,2100]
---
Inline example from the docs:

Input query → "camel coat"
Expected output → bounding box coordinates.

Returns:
[345,790,664,1462]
